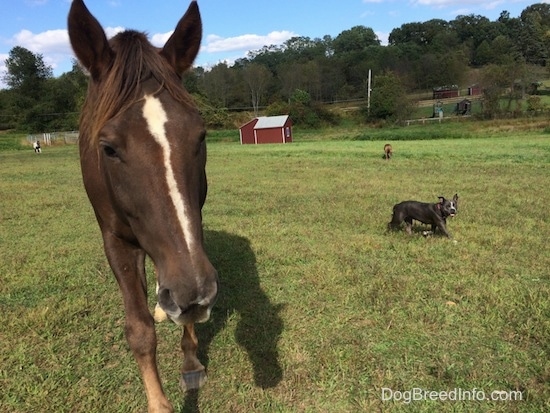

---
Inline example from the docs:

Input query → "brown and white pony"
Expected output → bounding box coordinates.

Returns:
[68,1,218,411]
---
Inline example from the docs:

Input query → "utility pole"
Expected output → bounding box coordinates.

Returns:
[367,69,372,115]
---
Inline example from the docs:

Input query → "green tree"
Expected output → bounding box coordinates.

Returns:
[42,61,88,130]
[475,40,493,66]
[490,35,519,64]
[526,95,546,113]
[365,71,413,121]
[0,89,19,129]
[283,36,331,62]
[243,44,285,74]
[201,62,234,107]
[2,46,54,131]
[242,63,272,116]
[183,66,203,95]
[287,89,319,127]
[3,46,52,94]
[278,61,321,101]
[517,5,550,65]
[480,63,530,118]
[333,26,380,55]
[451,14,501,65]
[389,19,452,50]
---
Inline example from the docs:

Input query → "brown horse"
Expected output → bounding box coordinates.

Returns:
[68,1,218,412]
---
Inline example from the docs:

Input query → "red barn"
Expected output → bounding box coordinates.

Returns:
[468,85,481,96]
[239,115,293,144]
[433,85,459,99]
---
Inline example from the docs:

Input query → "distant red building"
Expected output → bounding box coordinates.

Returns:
[239,115,293,144]
[468,85,481,96]
[433,85,459,99]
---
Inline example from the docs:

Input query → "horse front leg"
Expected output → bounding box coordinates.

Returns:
[180,323,207,391]
[104,235,173,413]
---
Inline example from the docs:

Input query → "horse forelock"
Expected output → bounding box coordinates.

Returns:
[79,30,196,148]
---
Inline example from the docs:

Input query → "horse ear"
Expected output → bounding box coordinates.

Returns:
[68,0,113,81]
[161,1,202,75]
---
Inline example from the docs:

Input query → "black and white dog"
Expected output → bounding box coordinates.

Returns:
[33,141,41,153]
[388,194,459,238]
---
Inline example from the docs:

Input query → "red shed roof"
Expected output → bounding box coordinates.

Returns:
[254,115,289,129]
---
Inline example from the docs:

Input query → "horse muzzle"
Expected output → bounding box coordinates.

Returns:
[157,276,218,325]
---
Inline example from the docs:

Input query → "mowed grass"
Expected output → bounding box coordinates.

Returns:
[1,133,549,412]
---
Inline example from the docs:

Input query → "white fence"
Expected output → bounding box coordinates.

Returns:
[403,114,472,126]
[27,131,79,145]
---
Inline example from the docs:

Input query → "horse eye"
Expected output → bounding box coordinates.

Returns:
[102,145,118,158]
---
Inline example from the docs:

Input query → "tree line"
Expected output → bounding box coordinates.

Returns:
[1,3,550,132]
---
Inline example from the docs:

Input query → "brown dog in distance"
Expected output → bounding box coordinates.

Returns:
[384,144,393,160]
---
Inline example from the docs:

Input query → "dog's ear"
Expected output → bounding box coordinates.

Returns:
[438,196,445,203]
[453,194,459,203]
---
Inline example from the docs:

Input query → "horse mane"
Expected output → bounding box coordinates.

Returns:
[80,30,196,146]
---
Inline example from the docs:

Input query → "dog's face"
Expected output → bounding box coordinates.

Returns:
[438,194,458,218]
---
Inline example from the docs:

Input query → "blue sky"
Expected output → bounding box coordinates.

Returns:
[0,0,543,88]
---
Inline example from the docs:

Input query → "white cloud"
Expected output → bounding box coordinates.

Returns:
[12,29,69,55]
[376,31,390,46]
[412,0,506,9]
[8,25,126,54]
[150,31,173,47]
[104,26,125,39]
[25,0,49,5]
[0,25,297,84]
[413,0,470,5]
[0,53,8,84]
[149,27,299,56]
[204,30,297,53]
[5,29,70,74]
[453,8,472,15]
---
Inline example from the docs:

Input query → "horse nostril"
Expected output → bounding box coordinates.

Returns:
[158,288,180,314]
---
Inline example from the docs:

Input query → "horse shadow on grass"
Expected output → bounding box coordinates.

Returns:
[181,230,284,413]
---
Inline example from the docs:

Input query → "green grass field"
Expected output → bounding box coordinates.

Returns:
[1,129,549,412]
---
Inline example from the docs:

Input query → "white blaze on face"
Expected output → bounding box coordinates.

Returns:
[142,94,196,252]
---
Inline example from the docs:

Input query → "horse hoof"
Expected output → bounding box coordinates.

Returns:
[180,369,207,391]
